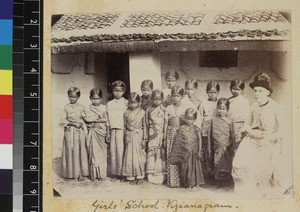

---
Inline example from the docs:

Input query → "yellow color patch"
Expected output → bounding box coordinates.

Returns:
[0,70,12,95]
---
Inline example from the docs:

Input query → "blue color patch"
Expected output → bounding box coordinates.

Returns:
[0,20,13,45]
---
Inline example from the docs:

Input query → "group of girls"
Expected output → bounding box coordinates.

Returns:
[60,69,270,191]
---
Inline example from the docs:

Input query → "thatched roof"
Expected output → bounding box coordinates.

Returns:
[51,10,290,54]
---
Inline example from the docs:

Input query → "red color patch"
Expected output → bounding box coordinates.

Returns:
[0,95,12,119]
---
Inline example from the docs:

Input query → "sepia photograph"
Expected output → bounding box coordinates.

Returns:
[49,9,293,201]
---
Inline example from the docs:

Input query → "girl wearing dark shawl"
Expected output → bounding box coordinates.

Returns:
[170,108,204,188]
[165,86,197,188]
[208,98,235,187]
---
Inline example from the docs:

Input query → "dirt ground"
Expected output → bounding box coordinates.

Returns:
[52,157,242,200]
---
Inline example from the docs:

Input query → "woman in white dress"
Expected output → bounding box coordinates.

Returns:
[232,73,284,197]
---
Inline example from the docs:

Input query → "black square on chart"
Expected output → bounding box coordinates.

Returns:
[0,169,12,194]
[0,194,12,211]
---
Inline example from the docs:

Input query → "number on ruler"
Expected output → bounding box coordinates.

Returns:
[31,68,37,72]
[30,92,38,97]
[30,19,38,24]
[30,189,37,194]
[30,44,38,48]
[30,165,37,170]
[30,141,37,146]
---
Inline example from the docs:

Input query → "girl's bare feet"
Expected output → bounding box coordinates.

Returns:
[136,179,144,185]
[78,176,85,181]
[129,180,138,185]
[110,177,118,182]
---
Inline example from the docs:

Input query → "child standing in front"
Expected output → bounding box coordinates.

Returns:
[106,81,128,181]
[170,108,205,189]
[208,98,234,187]
[227,79,251,153]
[60,87,89,181]
[83,88,109,181]
[140,80,154,111]
[199,81,220,184]
[208,98,235,188]
[122,92,147,184]
[165,85,196,188]
[145,89,167,185]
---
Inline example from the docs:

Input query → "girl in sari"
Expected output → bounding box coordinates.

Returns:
[165,85,196,187]
[170,108,204,189]
[232,73,284,197]
[60,87,89,181]
[140,80,153,111]
[163,70,179,107]
[83,88,109,181]
[145,90,167,184]
[199,81,220,184]
[122,92,147,185]
[208,98,235,188]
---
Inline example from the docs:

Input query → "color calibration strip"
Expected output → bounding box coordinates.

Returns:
[0,0,13,211]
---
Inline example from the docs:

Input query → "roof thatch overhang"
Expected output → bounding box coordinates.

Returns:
[51,10,291,54]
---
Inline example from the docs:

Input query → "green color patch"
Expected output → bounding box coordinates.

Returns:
[0,45,12,70]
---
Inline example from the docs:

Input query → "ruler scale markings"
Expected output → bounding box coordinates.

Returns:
[23,0,42,211]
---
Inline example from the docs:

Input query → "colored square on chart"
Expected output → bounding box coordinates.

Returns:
[0,95,12,119]
[0,0,13,19]
[0,120,12,144]
[0,194,12,211]
[0,169,12,194]
[0,20,13,45]
[0,46,12,70]
[0,144,12,169]
[0,0,14,19]
[0,70,12,95]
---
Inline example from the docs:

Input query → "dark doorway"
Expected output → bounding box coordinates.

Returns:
[106,52,130,100]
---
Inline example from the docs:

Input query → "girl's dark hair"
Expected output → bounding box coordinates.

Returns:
[217,98,230,110]
[128,92,140,103]
[185,79,198,89]
[171,85,185,96]
[165,70,179,80]
[141,79,154,90]
[90,88,103,98]
[185,108,197,119]
[111,80,126,91]
[230,78,245,90]
[152,89,164,99]
[67,87,81,97]
[206,81,220,93]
